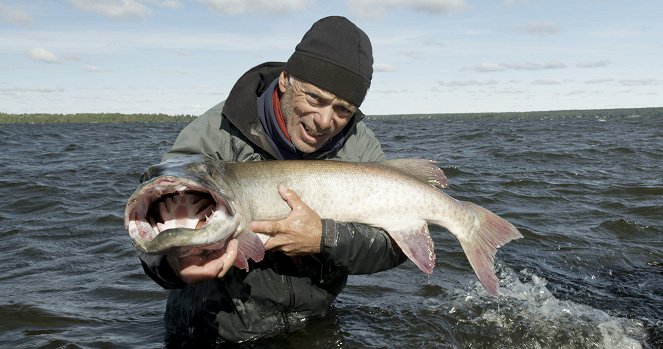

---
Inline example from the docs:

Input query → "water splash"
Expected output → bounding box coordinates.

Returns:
[475,267,646,348]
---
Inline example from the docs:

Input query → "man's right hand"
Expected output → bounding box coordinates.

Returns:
[166,239,239,284]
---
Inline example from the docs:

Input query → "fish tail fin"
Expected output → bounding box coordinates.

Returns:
[445,201,522,296]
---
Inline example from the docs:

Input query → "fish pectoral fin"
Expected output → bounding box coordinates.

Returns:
[372,219,436,274]
[233,231,265,271]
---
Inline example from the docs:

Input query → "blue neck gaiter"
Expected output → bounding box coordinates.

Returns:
[257,78,300,160]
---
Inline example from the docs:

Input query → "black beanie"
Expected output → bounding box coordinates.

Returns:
[286,16,373,107]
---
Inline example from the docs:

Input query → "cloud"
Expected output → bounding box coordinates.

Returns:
[584,78,614,84]
[560,90,588,96]
[373,88,411,95]
[576,60,610,68]
[504,0,529,6]
[158,0,183,9]
[589,29,648,39]
[0,87,65,96]
[516,21,560,36]
[470,61,566,72]
[26,48,60,63]
[531,79,561,85]
[70,0,151,19]
[423,40,445,48]
[3,29,295,54]
[350,0,466,18]
[619,79,662,86]
[375,63,398,72]
[84,65,102,72]
[399,50,425,59]
[504,61,566,71]
[472,62,506,72]
[0,3,32,25]
[437,79,498,87]
[64,55,82,61]
[202,0,313,15]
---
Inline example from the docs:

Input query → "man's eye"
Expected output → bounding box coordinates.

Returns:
[335,107,354,118]
[305,93,321,105]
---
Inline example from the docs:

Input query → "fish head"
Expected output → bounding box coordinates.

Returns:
[124,155,244,257]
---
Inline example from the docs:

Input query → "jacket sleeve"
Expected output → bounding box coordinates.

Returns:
[140,256,187,289]
[320,219,408,274]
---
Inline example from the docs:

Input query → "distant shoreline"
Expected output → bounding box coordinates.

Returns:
[0,113,197,124]
[369,106,662,120]
[1,107,661,124]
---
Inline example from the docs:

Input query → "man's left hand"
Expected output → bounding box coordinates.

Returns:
[250,185,322,255]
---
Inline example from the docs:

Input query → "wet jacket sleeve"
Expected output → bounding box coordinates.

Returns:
[140,256,187,289]
[320,219,407,274]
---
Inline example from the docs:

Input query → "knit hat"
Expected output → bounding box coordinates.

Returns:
[286,16,373,107]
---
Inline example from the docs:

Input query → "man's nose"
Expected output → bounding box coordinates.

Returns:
[314,105,335,130]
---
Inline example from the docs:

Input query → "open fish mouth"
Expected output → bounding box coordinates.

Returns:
[125,176,232,245]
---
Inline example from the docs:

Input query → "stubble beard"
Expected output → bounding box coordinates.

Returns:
[280,86,317,153]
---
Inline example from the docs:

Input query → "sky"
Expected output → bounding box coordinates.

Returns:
[1,0,662,116]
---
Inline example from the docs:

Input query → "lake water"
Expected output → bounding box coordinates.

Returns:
[0,114,661,348]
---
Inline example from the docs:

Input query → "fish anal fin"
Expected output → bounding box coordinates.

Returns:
[375,220,436,274]
[379,159,448,189]
[233,231,265,271]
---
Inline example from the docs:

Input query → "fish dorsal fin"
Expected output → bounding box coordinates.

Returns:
[379,159,448,189]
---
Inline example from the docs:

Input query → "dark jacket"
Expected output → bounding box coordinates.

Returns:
[141,62,407,345]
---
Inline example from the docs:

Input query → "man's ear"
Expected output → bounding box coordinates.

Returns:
[278,71,289,93]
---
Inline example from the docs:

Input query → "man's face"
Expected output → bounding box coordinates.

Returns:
[278,72,357,153]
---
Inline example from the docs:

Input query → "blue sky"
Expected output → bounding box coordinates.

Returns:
[1,0,662,116]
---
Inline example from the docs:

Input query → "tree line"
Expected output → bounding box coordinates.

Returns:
[2,107,661,124]
[0,112,197,124]
[370,106,663,120]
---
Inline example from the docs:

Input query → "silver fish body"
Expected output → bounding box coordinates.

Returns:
[124,155,522,295]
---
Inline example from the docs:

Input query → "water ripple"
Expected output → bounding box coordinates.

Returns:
[0,117,660,347]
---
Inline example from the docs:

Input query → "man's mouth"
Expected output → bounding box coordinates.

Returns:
[302,123,326,139]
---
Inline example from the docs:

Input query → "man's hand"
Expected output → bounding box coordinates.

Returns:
[251,185,322,255]
[166,239,239,284]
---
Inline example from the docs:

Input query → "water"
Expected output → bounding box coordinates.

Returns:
[0,114,661,348]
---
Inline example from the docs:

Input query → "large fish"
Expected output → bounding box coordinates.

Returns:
[124,155,522,295]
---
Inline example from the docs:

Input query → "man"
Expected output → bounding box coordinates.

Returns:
[141,16,407,345]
